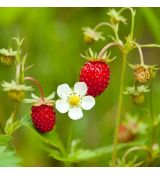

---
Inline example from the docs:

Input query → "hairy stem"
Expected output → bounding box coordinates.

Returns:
[130,9,136,40]
[67,123,73,154]
[112,51,127,166]
[0,122,5,134]
[122,146,149,164]
[118,7,136,40]
[113,25,121,43]
[150,80,156,151]
[94,22,121,42]
[94,22,114,31]
[12,102,19,122]
[139,44,160,48]
[98,42,123,58]
[24,77,45,103]
[133,42,144,65]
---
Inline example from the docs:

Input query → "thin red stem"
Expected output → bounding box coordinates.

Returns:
[24,77,45,103]
[98,42,123,58]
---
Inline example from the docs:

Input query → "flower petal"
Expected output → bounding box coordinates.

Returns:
[74,82,87,97]
[55,99,70,113]
[57,84,72,99]
[81,96,95,110]
[68,107,83,120]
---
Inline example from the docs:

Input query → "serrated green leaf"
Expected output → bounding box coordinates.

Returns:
[22,116,65,155]
[0,146,6,153]
[5,115,21,136]
[0,134,12,145]
[0,146,21,167]
[46,139,147,163]
[42,146,65,162]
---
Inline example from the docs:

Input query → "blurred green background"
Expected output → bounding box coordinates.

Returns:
[0,7,160,166]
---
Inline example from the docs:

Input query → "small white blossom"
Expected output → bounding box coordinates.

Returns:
[55,82,95,120]
[83,27,105,44]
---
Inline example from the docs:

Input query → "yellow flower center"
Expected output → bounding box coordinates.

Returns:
[69,95,80,106]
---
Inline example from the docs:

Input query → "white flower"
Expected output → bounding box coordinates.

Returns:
[83,27,105,43]
[55,82,95,120]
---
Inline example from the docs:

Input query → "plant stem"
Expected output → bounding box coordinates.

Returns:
[150,80,156,151]
[0,122,5,134]
[24,77,45,103]
[113,25,121,43]
[67,122,73,154]
[112,51,127,166]
[94,22,114,31]
[94,22,121,42]
[118,7,136,40]
[12,102,19,122]
[64,123,73,167]
[130,9,135,40]
[133,42,144,65]
[139,44,160,48]
[98,42,123,58]
[122,145,149,164]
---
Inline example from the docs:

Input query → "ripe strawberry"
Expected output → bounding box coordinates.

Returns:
[31,104,56,133]
[118,124,135,143]
[80,61,110,97]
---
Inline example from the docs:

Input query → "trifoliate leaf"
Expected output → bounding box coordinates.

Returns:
[0,146,21,167]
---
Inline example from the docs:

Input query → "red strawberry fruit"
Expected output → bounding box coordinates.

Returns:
[31,104,56,133]
[118,124,135,143]
[80,61,110,97]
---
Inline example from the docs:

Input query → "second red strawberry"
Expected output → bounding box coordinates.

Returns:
[80,61,110,97]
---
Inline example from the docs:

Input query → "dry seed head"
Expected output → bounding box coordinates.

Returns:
[134,66,151,84]
[0,48,17,66]
[0,55,15,66]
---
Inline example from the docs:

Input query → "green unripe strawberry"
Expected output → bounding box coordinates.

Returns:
[131,93,144,105]
[124,85,150,105]
[8,90,25,102]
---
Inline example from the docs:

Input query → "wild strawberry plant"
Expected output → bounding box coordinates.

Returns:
[0,8,160,167]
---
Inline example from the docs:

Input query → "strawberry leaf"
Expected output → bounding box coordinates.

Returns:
[0,146,21,166]
[43,139,147,163]
[21,115,65,156]
[0,134,12,145]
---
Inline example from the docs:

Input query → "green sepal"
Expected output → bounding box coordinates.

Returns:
[81,48,116,63]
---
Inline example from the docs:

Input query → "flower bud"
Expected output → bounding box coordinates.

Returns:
[8,90,25,102]
[131,93,144,105]
[0,48,17,66]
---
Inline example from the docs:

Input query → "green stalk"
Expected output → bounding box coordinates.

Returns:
[13,42,21,121]
[94,22,121,43]
[64,122,73,167]
[139,44,160,48]
[67,122,73,154]
[94,22,114,31]
[12,102,19,122]
[118,7,135,41]
[112,51,127,166]
[0,122,5,134]
[150,80,156,151]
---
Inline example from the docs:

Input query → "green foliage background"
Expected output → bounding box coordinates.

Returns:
[0,7,160,166]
